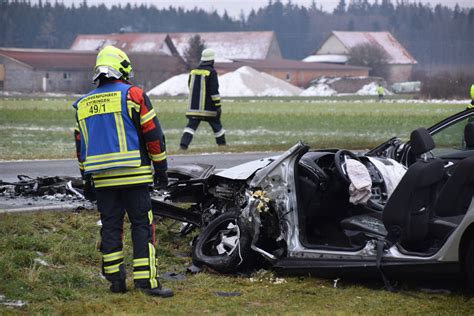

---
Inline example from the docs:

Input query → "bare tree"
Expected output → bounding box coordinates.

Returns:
[183,35,206,70]
[348,43,389,78]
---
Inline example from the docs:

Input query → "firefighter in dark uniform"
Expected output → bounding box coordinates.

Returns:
[73,46,173,297]
[179,48,226,150]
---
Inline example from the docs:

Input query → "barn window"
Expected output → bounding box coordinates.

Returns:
[63,72,71,80]
[286,73,291,81]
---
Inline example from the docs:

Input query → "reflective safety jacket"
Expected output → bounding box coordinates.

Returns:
[73,81,167,188]
[186,62,221,119]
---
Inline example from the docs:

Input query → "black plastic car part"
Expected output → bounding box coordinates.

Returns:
[464,238,474,289]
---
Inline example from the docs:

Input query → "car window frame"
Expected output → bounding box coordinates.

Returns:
[399,108,474,165]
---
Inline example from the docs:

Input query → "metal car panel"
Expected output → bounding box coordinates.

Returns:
[215,157,276,180]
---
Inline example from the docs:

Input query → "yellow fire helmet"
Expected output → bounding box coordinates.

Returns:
[93,45,133,81]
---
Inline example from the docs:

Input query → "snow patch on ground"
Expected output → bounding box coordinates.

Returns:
[0,126,73,132]
[300,84,337,96]
[356,82,393,96]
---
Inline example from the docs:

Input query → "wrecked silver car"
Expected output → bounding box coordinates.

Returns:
[153,108,474,288]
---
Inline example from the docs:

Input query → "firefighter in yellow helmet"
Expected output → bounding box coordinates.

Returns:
[73,46,173,297]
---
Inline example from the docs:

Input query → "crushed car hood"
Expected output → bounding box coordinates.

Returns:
[215,156,278,180]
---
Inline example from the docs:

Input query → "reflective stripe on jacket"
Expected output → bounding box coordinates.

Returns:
[186,63,221,118]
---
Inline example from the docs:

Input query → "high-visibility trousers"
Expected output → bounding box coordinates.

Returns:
[96,185,160,289]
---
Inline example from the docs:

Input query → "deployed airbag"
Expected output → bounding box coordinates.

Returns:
[367,157,407,197]
[346,158,372,204]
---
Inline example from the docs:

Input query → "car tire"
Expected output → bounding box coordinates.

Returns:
[465,239,474,289]
[192,211,252,274]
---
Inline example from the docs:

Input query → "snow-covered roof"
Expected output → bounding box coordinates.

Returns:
[216,58,368,71]
[168,31,280,60]
[324,31,417,65]
[302,54,348,63]
[70,33,175,55]
[0,48,96,70]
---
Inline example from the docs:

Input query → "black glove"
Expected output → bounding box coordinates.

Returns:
[471,100,474,106]
[153,170,169,190]
[83,179,96,201]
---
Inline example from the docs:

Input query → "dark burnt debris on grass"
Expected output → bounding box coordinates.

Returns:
[0,175,95,211]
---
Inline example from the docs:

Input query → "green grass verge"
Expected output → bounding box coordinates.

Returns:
[0,211,472,314]
[0,96,467,159]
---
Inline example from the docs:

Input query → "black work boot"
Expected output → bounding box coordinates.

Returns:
[136,281,174,298]
[110,279,127,293]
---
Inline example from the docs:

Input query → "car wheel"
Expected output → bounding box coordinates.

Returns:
[192,211,252,274]
[465,239,474,289]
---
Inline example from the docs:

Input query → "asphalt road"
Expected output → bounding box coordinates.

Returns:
[0,152,278,183]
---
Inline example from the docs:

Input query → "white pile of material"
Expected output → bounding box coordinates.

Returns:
[300,84,337,96]
[147,66,303,97]
[219,66,302,97]
[356,82,392,96]
[148,74,189,96]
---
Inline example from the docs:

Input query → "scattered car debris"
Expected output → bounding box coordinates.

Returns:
[249,270,287,285]
[0,175,84,197]
[214,291,242,297]
[419,288,452,295]
[333,278,340,288]
[186,264,202,274]
[160,272,186,281]
[33,258,49,267]
[0,175,95,212]
[0,294,27,308]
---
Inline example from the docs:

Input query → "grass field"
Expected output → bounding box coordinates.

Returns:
[1,211,473,314]
[1,96,472,314]
[0,96,467,159]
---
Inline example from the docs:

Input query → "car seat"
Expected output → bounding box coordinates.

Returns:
[464,122,474,150]
[429,155,474,240]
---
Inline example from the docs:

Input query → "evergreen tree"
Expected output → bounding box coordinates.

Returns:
[36,12,58,48]
[334,0,346,14]
[183,34,206,70]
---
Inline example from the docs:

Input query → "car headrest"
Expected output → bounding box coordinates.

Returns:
[410,127,435,155]
[464,122,474,149]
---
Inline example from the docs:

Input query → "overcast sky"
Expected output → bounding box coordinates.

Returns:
[37,0,474,17]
